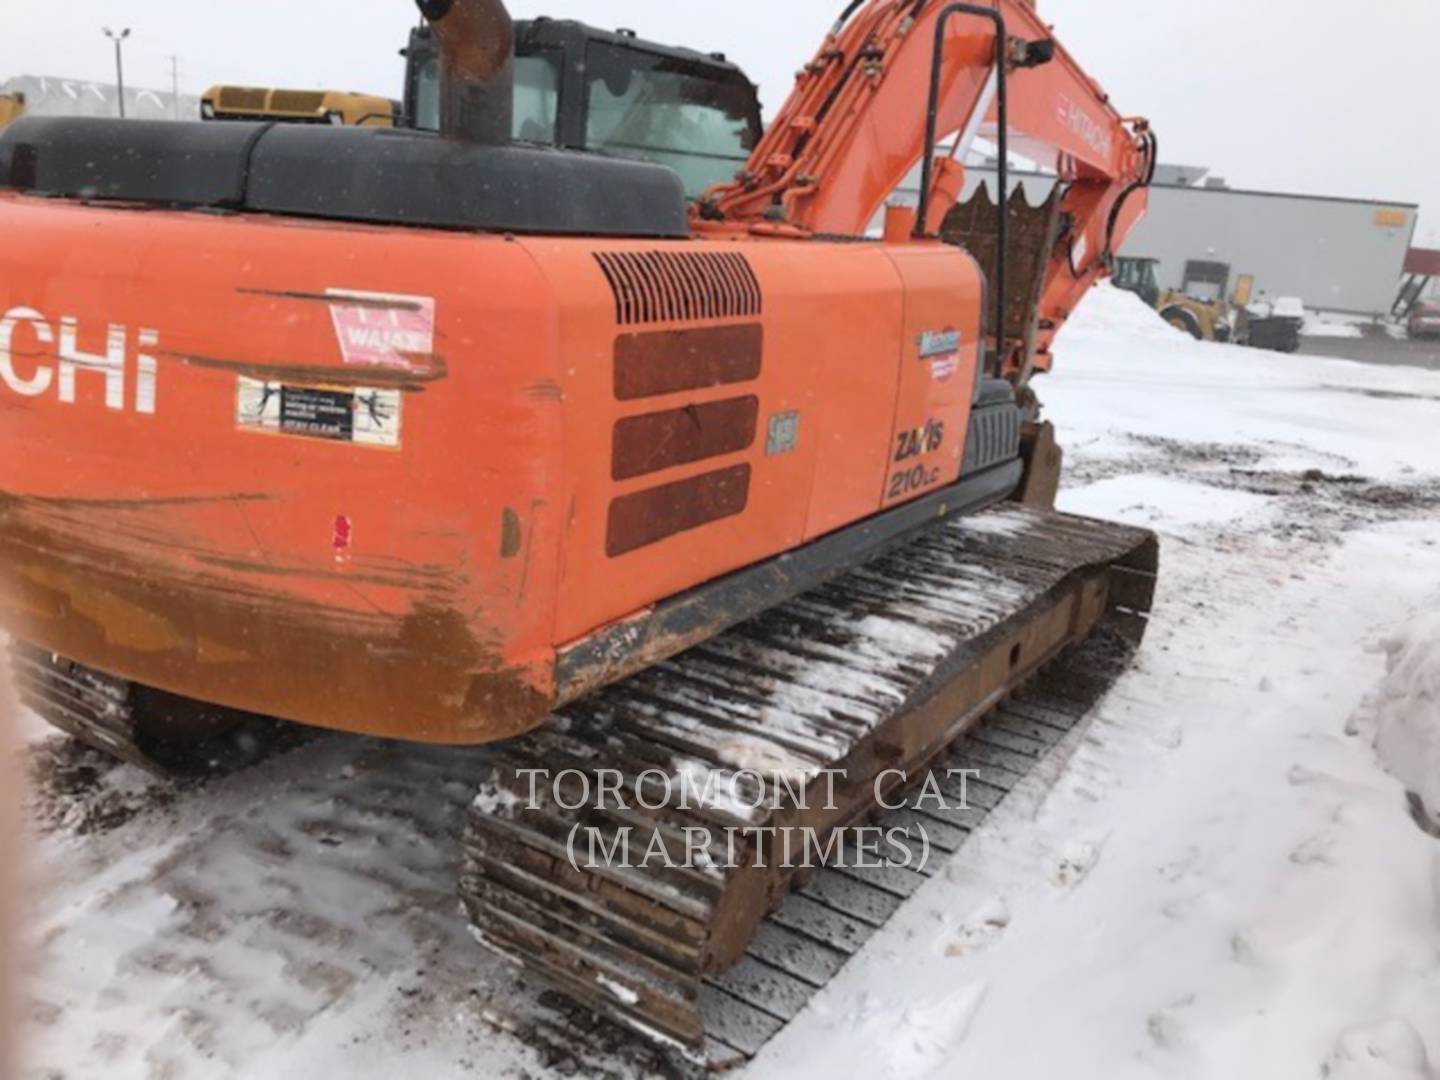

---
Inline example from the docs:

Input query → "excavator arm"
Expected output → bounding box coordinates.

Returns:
[705,0,1156,379]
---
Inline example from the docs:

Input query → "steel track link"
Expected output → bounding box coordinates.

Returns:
[459,505,1158,1064]
[10,640,308,778]
[10,640,152,771]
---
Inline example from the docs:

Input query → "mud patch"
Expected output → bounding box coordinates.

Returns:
[1129,435,1266,469]
[1065,434,1440,545]
[1213,467,1440,542]
[526,992,697,1079]
[1322,384,1440,404]
[1407,794,1440,841]
[24,736,176,836]
[1063,435,1267,488]
[22,710,316,837]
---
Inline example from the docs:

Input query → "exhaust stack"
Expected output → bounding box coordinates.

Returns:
[416,0,514,144]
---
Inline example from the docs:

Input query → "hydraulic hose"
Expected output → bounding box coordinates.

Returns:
[915,3,1009,375]
[831,0,869,34]
[1102,128,1158,264]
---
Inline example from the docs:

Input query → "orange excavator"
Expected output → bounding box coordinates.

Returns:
[0,0,1158,1060]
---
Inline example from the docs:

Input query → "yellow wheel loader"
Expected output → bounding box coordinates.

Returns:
[201,85,399,127]
[0,93,25,131]
[1115,256,1248,343]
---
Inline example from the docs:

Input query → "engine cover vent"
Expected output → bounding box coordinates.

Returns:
[269,90,327,115]
[595,251,762,326]
[218,87,269,111]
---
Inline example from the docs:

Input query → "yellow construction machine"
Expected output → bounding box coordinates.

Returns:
[1116,256,1256,343]
[0,93,25,130]
[200,85,399,126]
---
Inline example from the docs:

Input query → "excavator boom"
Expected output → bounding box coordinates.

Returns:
[709,0,1154,375]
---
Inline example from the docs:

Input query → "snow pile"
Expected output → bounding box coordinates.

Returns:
[1356,595,1440,826]
[1325,1019,1436,1079]
[1067,284,1189,343]
[1048,283,1440,483]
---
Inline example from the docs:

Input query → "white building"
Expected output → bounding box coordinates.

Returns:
[897,159,1419,318]
[2,75,200,123]
[1121,181,1417,317]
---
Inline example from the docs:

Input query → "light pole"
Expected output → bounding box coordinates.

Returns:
[103,27,131,119]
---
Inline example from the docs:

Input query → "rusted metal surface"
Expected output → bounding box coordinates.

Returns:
[605,464,752,558]
[942,185,1063,348]
[163,349,449,391]
[234,288,427,312]
[461,505,1159,1056]
[695,629,1134,1065]
[420,0,515,145]
[611,397,759,481]
[558,459,1021,704]
[0,491,554,745]
[1015,421,1064,509]
[9,641,307,776]
[613,324,763,401]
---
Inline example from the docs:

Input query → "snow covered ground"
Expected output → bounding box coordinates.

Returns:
[756,289,1440,1080]
[10,287,1440,1079]
[1303,311,1371,340]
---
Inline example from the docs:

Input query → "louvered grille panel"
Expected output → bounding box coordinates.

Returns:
[270,90,327,114]
[595,251,762,326]
[218,87,269,110]
[963,403,1022,476]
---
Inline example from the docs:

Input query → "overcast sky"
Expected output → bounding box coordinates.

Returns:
[2,0,1437,241]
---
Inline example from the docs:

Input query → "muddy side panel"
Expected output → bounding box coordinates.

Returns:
[0,194,564,744]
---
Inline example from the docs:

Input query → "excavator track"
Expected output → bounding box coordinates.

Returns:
[10,641,156,773]
[10,641,304,778]
[459,504,1158,1064]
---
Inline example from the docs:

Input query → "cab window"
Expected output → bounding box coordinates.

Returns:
[414,51,562,144]
[584,43,758,199]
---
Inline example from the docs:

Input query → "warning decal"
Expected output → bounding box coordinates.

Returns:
[237,377,402,449]
[325,289,436,372]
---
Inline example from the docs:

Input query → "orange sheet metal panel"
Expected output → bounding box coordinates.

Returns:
[879,245,984,510]
[0,193,990,744]
[0,193,564,744]
[530,237,920,642]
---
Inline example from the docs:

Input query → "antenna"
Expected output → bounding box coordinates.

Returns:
[168,55,181,120]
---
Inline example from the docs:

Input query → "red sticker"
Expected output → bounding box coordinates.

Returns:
[326,289,436,373]
[332,514,354,563]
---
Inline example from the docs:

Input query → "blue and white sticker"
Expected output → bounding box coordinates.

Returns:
[918,327,962,382]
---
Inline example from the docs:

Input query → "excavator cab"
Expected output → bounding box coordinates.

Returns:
[402,20,763,198]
